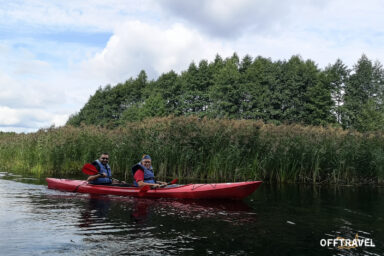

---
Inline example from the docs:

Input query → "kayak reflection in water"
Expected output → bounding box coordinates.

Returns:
[79,195,112,228]
[131,155,167,188]
[87,152,125,185]
[131,198,153,223]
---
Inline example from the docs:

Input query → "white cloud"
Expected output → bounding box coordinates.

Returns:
[0,40,97,132]
[156,0,384,67]
[0,0,384,133]
[0,0,158,32]
[157,0,330,38]
[83,21,233,83]
[0,107,20,126]
[0,106,68,128]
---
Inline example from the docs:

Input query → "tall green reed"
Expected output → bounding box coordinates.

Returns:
[0,117,383,184]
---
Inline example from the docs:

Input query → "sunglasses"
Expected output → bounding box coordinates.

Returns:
[101,157,109,160]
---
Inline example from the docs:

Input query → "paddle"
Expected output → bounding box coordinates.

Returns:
[82,163,99,175]
[138,185,151,197]
[138,178,178,196]
[163,178,178,187]
[82,164,125,184]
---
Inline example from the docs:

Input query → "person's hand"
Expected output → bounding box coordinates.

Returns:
[151,183,161,188]
[157,182,167,188]
[112,179,124,184]
[87,173,105,182]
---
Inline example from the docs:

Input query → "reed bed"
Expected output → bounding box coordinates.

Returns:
[0,117,383,184]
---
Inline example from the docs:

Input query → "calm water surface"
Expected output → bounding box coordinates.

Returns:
[0,172,383,256]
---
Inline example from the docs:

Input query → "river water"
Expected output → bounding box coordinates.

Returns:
[0,172,382,256]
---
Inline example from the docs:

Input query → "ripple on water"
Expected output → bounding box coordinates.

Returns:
[1,176,383,255]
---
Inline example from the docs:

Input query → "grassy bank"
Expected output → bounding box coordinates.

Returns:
[0,117,383,184]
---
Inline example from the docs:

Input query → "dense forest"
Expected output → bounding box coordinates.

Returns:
[67,53,384,132]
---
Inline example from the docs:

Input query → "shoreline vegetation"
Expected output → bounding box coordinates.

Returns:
[67,54,384,133]
[2,53,384,185]
[1,116,383,185]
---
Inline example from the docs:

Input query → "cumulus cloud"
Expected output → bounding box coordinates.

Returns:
[0,42,71,108]
[0,72,70,132]
[0,0,158,32]
[82,21,233,83]
[157,0,330,38]
[0,106,68,129]
[0,40,96,132]
[1,0,384,133]
[157,0,384,67]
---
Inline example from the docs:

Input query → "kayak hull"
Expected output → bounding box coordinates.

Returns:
[46,178,262,200]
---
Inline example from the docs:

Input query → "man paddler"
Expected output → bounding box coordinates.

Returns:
[87,152,123,185]
[131,155,167,188]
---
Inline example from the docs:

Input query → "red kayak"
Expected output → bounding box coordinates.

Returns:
[46,178,262,200]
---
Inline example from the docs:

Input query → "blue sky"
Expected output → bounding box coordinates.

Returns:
[0,0,383,132]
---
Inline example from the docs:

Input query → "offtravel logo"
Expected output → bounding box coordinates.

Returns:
[320,234,375,249]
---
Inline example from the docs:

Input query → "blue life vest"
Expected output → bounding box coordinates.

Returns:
[132,162,155,186]
[90,160,112,185]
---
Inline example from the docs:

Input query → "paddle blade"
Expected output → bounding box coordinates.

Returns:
[138,185,151,197]
[82,163,98,175]
[169,179,178,185]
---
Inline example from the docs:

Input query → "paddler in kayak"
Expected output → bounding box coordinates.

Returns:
[132,155,167,188]
[87,153,124,185]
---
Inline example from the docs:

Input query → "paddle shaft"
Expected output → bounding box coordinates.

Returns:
[139,178,178,195]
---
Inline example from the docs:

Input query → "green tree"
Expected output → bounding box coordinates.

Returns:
[67,71,149,127]
[239,54,253,73]
[178,60,213,116]
[239,56,275,120]
[140,93,167,118]
[277,56,321,123]
[303,73,335,126]
[67,53,384,132]
[152,70,181,114]
[208,53,242,118]
[323,59,349,124]
[343,54,384,131]
[119,103,142,122]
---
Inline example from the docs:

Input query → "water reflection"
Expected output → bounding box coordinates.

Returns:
[1,172,383,255]
[75,194,256,226]
[79,195,112,228]
[131,198,150,222]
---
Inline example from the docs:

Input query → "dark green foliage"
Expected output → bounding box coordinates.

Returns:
[343,55,384,131]
[208,54,242,118]
[303,73,335,126]
[179,61,212,116]
[67,53,384,133]
[67,70,149,127]
[323,59,349,123]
